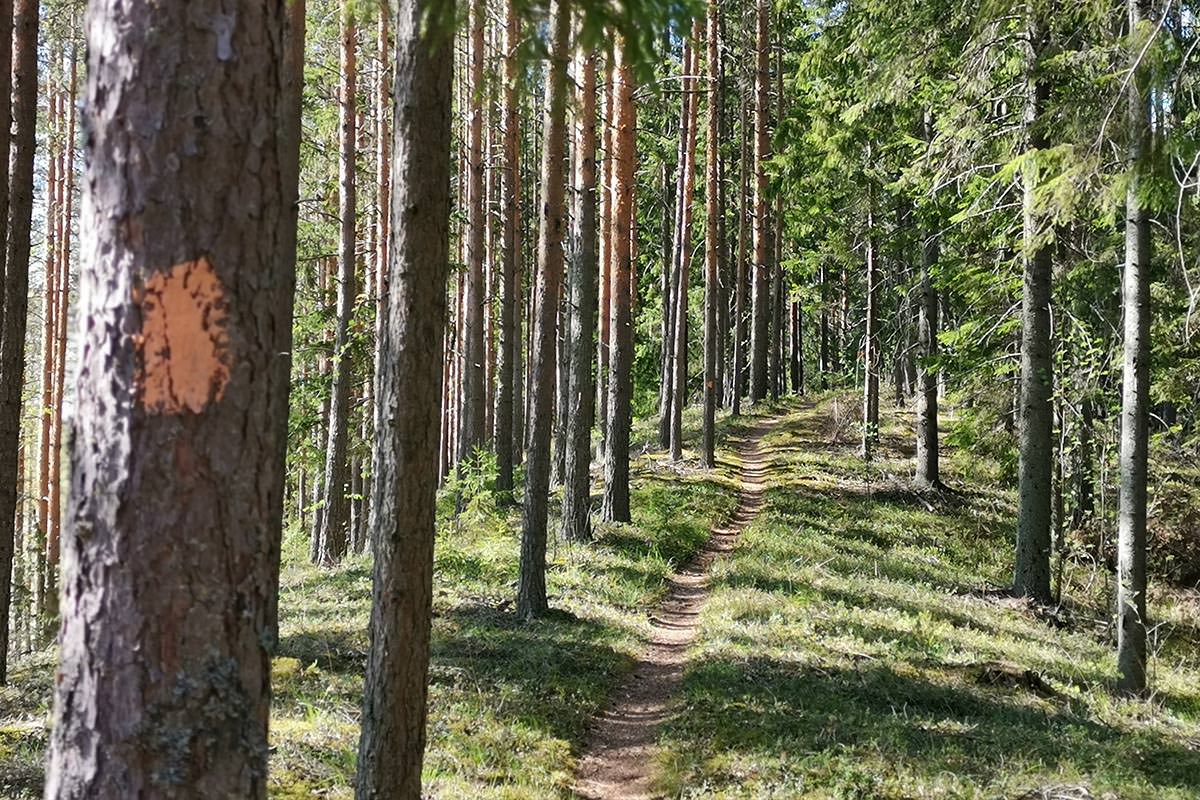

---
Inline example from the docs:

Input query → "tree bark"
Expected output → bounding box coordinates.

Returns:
[45,1,298,790]
[518,0,571,620]
[731,91,749,417]
[701,0,721,468]
[1116,0,1152,695]
[602,41,637,524]
[862,202,880,460]
[316,5,359,566]
[354,0,454,795]
[916,218,941,488]
[1013,15,1054,604]
[0,0,37,686]
[496,0,522,495]
[460,0,488,463]
[562,38,598,543]
[670,25,700,462]
[596,60,614,459]
[749,0,771,404]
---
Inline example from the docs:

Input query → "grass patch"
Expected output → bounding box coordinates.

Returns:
[659,396,1200,799]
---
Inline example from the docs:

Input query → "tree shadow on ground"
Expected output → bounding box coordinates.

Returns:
[670,655,1200,795]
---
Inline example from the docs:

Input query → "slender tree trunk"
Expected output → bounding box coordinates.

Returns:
[862,201,880,460]
[45,0,298,789]
[916,218,941,488]
[789,300,801,393]
[659,48,686,451]
[731,92,749,417]
[460,0,488,463]
[701,1,721,468]
[602,41,636,523]
[316,6,359,566]
[0,0,37,685]
[355,1,454,795]
[562,39,598,543]
[1116,0,1152,695]
[496,0,521,495]
[749,0,771,403]
[819,263,830,388]
[596,61,613,459]
[670,25,700,462]
[518,0,571,620]
[1013,16,1054,604]
[369,4,392,524]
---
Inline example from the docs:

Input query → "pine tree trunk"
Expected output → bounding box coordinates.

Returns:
[659,48,686,451]
[1116,0,1152,695]
[602,41,637,524]
[749,0,771,404]
[701,1,721,468]
[731,92,749,417]
[496,0,521,495]
[596,61,613,457]
[562,40,599,543]
[670,25,700,462]
[518,0,571,620]
[1013,16,1054,605]
[862,202,880,460]
[355,0,454,794]
[460,0,488,463]
[819,263,830,388]
[0,0,37,686]
[369,5,392,524]
[316,6,359,566]
[45,1,297,789]
[916,219,941,488]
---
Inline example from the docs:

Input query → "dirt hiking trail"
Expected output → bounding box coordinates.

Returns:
[574,420,774,799]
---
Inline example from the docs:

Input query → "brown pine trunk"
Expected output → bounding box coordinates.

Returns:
[731,91,749,417]
[368,4,392,531]
[496,0,522,495]
[670,25,700,462]
[0,0,38,686]
[596,61,614,458]
[518,0,571,620]
[701,0,721,468]
[602,40,636,524]
[460,0,488,463]
[749,0,771,403]
[658,51,683,451]
[355,0,455,793]
[45,0,298,789]
[316,6,359,566]
[562,38,599,543]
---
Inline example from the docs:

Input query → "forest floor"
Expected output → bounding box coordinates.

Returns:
[2,396,1200,799]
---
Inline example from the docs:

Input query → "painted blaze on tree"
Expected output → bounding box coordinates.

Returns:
[45,3,298,796]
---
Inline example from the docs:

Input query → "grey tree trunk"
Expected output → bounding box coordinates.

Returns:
[45,0,299,791]
[1013,18,1054,604]
[731,93,749,417]
[659,49,686,451]
[460,0,488,464]
[495,0,521,496]
[602,43,637,523]
[316,6,358,566]
[749,0,771,404]
[518,0,571,620]
[562,41,598,543]
[354,0,454,794]
[1116,0,1152,695]
[701,0,721,469]
[670,25,700,463]
[862,206,880,460]
[0,0,34,686]
[916,190,941,488]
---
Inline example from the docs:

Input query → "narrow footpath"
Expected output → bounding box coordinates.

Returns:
[574,421,774,800]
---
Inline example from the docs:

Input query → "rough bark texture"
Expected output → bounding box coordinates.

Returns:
[518,0,570,620]
[562,41,598,543]
[369,5,392,525]
[916,222,941,488]
[670,26,700,463]
[749,0,771,404]
[0,0,37,686]
[495,0,521,495]
[1116,0,1151,695]
[316,5,358,566]
[460,0,487,463]
[731,93,749,417]
[602,44,636,524]
[596,62,613,458]
[1013,20,1054,604]
[45,2,298,793]
[701,0,720,468]
[354,0,453,795]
